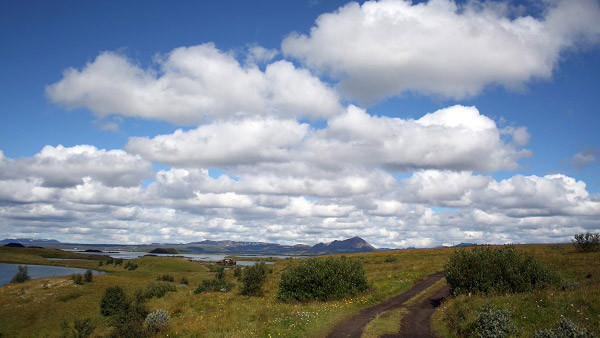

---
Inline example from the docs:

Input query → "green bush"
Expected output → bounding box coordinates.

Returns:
[84,270,93,282]
[215,266,225,280]
[156,274,175,282]
[109,290,148,338]
[144,309,170,333]
[100,286,128,317]
[180,276,189,285]
[534,319,595,338]
[472,307,515,338]
[142,282,175,299]
[59,318,95,338]
[445,246,563,295]
[10,265,30,283]
[114,258,123,266]
[241,262,268,296]
[572,232,600,252]
[277,256,369,301]
[194,278,232,293]
[71,274,84,285]
[126,263,138,271]
[384,256,397,263]
[233,266,242,278]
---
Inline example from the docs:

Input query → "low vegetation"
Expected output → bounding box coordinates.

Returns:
[1,242,598,337]
[277,256,369,301]
[142,282,176,299]
[241,262,269,296]
[572,232,600,252]
[435,244,600,337]
[10,265,30,283]
[445,245,563,295]
[144,309,170,333]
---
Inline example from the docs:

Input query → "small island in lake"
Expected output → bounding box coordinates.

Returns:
[149,248,179,254]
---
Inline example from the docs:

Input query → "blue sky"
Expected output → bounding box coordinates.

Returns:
[1,0,599,246]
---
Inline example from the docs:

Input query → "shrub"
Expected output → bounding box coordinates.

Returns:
[59,318,95,338]
[127,263,138,271]
[384,256,397,263]
[534,319,595,338]
[84,270,93,282]
[472,307,515,338]
[194,278,232,293]
[10,265,30,283]
[156,274,175,282]
[100,286,128,317]
[233,266,242,278]
[142,282,175,299]
[241,262,268,296]
[444,246,563,295]
[572,232,600,252]
[97,261,103,267]
[277,256,369,301]
[180,276,189,285]
[110,290,148,338]
[71,274,84,285]
[215,266,225,280]
[115,258,124,266]
[106,258,114,265]
[538,321,595,338]
[144,309,170,333]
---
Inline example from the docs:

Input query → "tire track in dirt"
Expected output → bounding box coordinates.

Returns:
[326,271,446,338]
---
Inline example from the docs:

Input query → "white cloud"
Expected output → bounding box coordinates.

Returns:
[303,105,530,171]
[399,170,600,216]
[46,43,342,124]
[126,117,309,167]
[282,0,600,101]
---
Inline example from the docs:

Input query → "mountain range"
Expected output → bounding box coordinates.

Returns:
[1,236,377,255]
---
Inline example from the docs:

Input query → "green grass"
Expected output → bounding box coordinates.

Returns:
[2,244,597,337]
[433,244,600,337]
[0,246,452,337]
[361,307,408,338]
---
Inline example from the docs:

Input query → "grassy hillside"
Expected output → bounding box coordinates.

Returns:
[433,244,600,337]
[0,243,598,337]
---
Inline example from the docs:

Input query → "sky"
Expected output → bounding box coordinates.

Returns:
[0,0,599,247]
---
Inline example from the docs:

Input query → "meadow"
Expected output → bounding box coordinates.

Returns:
[0,243,598,337]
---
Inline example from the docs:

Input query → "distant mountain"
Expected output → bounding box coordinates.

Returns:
[0,238,61,244]
[310,237,375,254]
[184,236,376,255]
[453,243,477,247]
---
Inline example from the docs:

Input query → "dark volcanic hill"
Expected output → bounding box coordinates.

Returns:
[310,236,375,254]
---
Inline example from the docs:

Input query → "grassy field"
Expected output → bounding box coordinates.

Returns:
[0,243,598,337]
[433,244,600,337]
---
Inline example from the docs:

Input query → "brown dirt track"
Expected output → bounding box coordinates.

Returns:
[326,271,447,338]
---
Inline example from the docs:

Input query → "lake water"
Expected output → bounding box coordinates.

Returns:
[63,250,286,266]
[0,263,106,286]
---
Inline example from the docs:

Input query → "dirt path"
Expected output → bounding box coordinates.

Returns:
[382,284,450,338]
[326,271,446,338]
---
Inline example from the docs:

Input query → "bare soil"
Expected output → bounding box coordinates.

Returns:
[326,271,446,338]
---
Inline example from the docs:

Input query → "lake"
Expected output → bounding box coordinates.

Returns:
[63,250,285,266]
[0,263,106,286]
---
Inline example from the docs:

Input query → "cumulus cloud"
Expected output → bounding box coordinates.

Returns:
[46,43,342,124]
[304,105,530,171]
[282,0,600,101]
[127,105,530,172]
[126,117,309,167]
[0,145,151,187]
[400,170,600,216]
